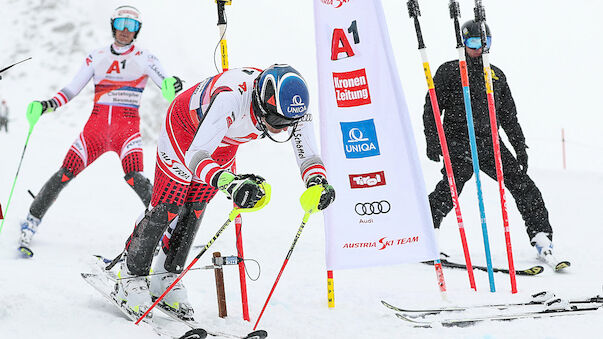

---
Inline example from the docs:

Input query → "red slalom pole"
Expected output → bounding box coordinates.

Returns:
[135,210,240,324]
[235,214,250,321]
[561,128,566,170]
[214,0,250,320]
[407,0,476,291]
[474,0,517,293]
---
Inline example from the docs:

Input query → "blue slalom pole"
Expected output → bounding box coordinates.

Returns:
[449,0,495,291]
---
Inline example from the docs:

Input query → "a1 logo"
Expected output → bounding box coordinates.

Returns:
[331,20,360,61]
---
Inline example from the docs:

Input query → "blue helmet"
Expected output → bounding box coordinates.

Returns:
[252,64,309,131]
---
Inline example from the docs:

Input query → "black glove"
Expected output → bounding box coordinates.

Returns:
[173,76,183,94]
[40,98,58,114]
[516,147,528,174]
[218,172,266,209]
[306,175,336,210]
[426,143,441,162]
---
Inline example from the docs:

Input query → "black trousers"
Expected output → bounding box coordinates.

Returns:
[428,139,553,241]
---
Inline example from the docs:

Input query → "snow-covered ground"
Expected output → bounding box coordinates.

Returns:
[1,0,602,338]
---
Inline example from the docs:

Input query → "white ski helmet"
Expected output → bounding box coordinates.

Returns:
[111,5,142,39]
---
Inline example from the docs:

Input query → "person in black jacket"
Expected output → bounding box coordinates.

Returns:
[424,20,559,263]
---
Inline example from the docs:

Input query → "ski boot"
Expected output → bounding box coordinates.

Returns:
[18,213,41,258]
[531,232,570,272]
[112,262,153,319]
[150,272,195,321]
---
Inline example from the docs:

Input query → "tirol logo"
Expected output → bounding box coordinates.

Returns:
[320,0,350,8]
[333,69,371,107]
[287,95,307,115]
[340,119,380,159]
[349,171,386,189]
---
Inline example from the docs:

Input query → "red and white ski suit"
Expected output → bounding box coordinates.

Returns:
[53,43,167,176]
[151,67,327,207]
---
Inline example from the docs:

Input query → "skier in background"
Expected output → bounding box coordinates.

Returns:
[18,5,183,257]
[424,20,567,268]
[112,64,336,320]
[0,99,9,132]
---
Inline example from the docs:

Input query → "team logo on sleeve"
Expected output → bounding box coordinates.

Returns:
[332,69,371,107]
[340,119,380,159]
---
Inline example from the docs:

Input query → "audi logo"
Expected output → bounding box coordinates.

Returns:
[355,200,391,215]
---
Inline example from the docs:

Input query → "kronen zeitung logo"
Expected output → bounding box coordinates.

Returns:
[332,69,371,107]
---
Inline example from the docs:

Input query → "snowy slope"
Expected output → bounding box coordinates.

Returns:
[1,0,603,338]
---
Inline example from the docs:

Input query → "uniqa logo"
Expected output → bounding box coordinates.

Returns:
[340,119,380,159]
[347,128,368,143]
[287,95,307,115]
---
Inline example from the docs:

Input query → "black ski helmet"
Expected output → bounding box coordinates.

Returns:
[461,20,491,51]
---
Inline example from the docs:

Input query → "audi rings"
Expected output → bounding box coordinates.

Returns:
[355,200,391,215]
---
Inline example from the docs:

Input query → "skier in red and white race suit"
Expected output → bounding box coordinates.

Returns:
[19,6,183,255]
[113,64,336,319]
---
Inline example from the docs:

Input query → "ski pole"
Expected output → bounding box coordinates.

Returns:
[215,0,231,73]
[0,128,33,235]
[136,182,271,324]
[253,185,324,330]
[406,0,475,292]
[214,0,251,322]
[473,0,517,293]
[448,0,496,292]
[0,57,32,80]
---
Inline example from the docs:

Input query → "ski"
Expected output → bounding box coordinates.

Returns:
[539,252,571,272]
[382,291,553,315]
[18,245,34,258]
[382,291,603,316]
[156,306,268,339]
[81,272,185,338]
[424,256,543,276]
[395,303,603,327]
[87,257,267,339]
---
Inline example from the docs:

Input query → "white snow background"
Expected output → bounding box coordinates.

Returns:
[1,0,603,338]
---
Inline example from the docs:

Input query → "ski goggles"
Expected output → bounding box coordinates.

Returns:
[464,36,491,50]
[112,17,141,32]
[263,111,301,129]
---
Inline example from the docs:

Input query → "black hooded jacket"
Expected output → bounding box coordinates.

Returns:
[423,54,526,155]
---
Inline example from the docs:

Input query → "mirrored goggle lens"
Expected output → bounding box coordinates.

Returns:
[465,36,491,49]
[113,17,141,32]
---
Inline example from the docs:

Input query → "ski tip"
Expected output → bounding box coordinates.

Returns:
[81,273,96,279]
[178,328,208,339]
[93,254,115,264]
[395,313,431,327]
[245,330,268,339]
[520,265,544,276]
[18,246,34,258]
[555,261,571,272]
